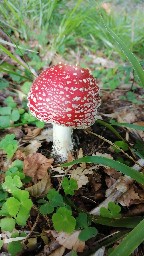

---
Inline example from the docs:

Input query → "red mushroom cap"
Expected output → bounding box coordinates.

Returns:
[28,64,101,128]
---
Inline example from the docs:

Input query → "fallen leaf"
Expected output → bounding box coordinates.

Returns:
[50,230,85,252]
[26,174,52,197]
[48,246,65,256]
[23,153,53,182]
[71,167,93,189]
[118,186,141,207]
[78,148,86,169]
[14,150,26,161]
[23,140,42,155]
[23,127,42,141]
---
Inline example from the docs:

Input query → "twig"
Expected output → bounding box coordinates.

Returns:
[90,158,144,215]
[85,129,138,165]
[23,212,40,242]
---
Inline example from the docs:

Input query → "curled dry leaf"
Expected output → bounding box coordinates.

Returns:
[50,230,85,252]
[118,186,142,207]
[71,167,93,189]
[23,127,42,141]
[23,140,42,155]
[26,174,52,197]
[23,153,53,182]
[47,246,65,256]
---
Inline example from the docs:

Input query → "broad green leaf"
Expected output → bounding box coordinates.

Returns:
[39,202,54,215]
[0,79,9,89]
[109,219,144,256]
[35,120,45,128]
[21,81,31,94]
[4,96,17,108]
[52,207,76,233]
[113,141,129,152]
[0,134,18,159]
[2,175,22,193]
[100,202,121,219]
[13,189,29,202]
[62,177,78,195]
[62,156,144,185]
[76,212,89,229]
[0,116,11,128]
[16,206,30,226]
[79,227,98,241]
[5,197,20,217]
[7,241,23,256]
[11,109,20,122]
[0,107,11,115]
[47,189,64,207]
[0,217,15,232]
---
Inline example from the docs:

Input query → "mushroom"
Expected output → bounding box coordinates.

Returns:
[28,64,101,161]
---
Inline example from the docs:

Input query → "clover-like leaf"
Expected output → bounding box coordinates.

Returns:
[100,202,121,219]
[5,197,20,217]
[62,177,78,195]
[7,241,23,256]
[2,175,22,193]
[47,188,64,207]
[79,227,98,241]
[52,207,76,233]
[39,202,54,215]
[0,134,18,159]
[0,217,15,232]
[16,206,30,226]
[76,212,89,229]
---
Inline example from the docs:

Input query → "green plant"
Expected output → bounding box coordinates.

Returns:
[0,134,18,159]
[62,177,78,195]
[0,176,33,229]
[100,202,121,219]
[77,212,98,241]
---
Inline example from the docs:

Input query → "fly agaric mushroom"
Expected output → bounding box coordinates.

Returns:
[28,64,101,161]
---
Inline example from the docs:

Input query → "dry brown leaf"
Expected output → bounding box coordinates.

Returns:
[78,148,86,169]
[118,186,140,207]
[23,127,42,141]
[71,167,93,189]
[50,231,85,252]
[26,174,52,197]
[95,152,113,159]
[23,153,53,182]
[48,246,65,256]
[104,168,121,180]
[14,150,26,161]
[23,140,42,155]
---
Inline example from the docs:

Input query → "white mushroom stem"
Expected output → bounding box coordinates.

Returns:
[52,123,73,161]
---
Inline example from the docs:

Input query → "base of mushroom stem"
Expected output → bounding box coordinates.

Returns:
[52,123,73,162]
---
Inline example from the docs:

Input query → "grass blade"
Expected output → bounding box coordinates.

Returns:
[0,44,34,75]
[109,219,144,256]
[62,156,144,185]
[100,16,144,87]
[110,120,144,131]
